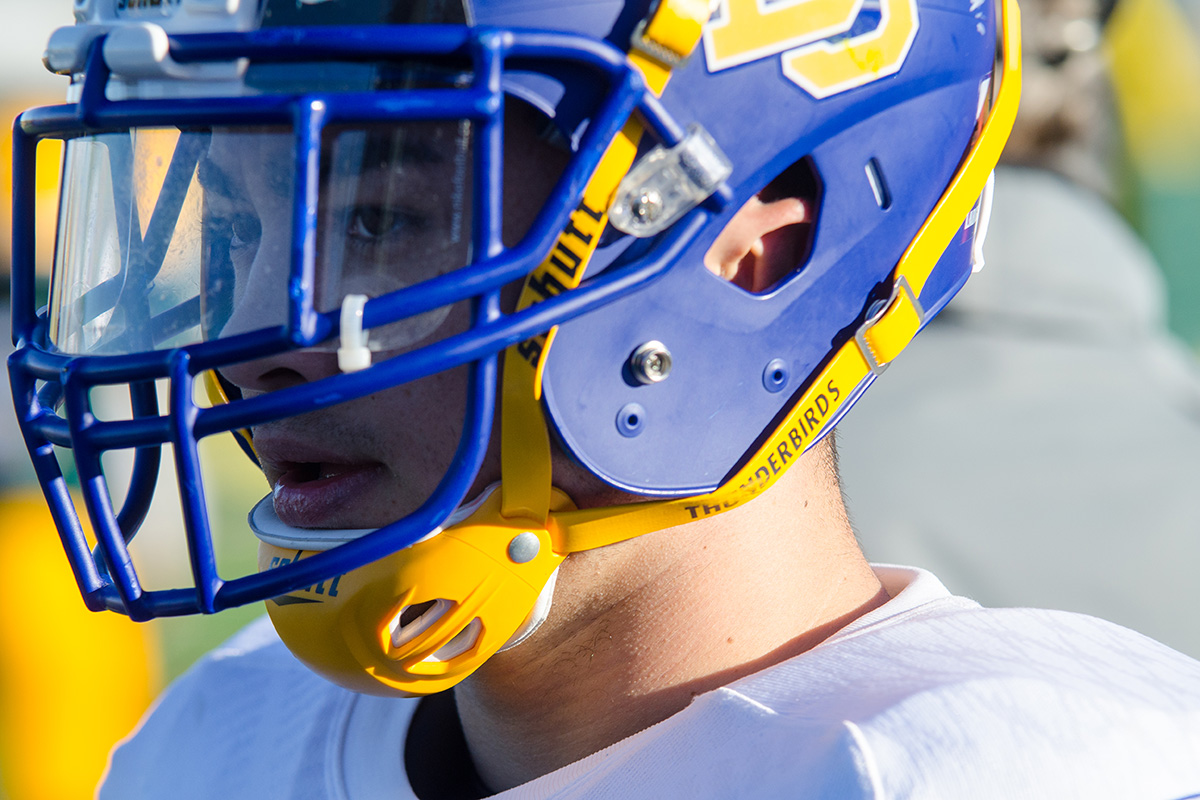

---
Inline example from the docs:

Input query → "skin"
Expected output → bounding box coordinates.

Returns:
[217,111,887,792]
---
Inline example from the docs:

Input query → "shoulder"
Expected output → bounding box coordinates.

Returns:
[723,578,1200,799]
[100,616,356,800]
[539,567,1200,799]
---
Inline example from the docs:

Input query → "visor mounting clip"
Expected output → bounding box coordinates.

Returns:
[338,294,372,373]
[609,124,732,238]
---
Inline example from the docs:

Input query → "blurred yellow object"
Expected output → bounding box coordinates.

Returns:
[1106,0,1200,183]
[0,490,162,799]
[1,97,63,276]
[1104,0,1200,346]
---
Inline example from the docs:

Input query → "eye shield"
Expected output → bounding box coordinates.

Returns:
[50,120,475,359]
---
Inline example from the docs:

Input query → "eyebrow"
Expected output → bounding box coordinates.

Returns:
[357,131,451,170]
[197,129,457,200]
[396,136,446,165]
[196,154,233,196]
[198,144,293,200]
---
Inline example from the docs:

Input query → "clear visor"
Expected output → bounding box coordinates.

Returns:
[50,121,474,355]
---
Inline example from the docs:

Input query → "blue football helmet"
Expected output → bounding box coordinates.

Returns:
[10,0,1019,695]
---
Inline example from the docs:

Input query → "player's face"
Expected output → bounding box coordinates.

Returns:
[216,105,568,529]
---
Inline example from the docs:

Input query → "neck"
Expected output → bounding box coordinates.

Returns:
[453,442,886,792]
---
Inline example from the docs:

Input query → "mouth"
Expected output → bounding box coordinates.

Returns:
[270,459,386,529]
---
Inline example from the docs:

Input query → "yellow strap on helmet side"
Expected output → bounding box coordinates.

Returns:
[200,370,257,458]
[629,0,714,92]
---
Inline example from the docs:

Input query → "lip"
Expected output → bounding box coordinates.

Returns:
[253,431,386,529]
[271,461,387,529]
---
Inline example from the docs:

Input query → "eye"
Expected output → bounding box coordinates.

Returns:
[231,211,262,247]
[348,206,425,240]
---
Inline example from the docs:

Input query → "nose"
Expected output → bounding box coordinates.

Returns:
[219,347,342,397]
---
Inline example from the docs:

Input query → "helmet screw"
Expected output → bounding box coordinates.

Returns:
[507,532,541,564]
[631,189,663,222]
[629,341,672,385]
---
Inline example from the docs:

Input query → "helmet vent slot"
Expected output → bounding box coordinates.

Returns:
[428,618,482,663]
[390,598,452,648]
[865,158,892,210]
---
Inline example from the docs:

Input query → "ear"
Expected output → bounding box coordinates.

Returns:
[703,196,809,293]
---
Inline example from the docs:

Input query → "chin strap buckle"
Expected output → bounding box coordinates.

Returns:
[630,0,715,67]
[855,275,926,376]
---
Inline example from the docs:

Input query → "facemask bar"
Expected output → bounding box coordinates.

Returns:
[10,24,730,619]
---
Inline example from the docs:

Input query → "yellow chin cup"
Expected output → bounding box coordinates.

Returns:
[260,488,573,697]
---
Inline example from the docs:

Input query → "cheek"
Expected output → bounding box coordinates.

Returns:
[370,366,471,469]
[224,232,292,337]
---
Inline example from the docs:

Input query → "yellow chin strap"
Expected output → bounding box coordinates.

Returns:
[267,0,1021,698]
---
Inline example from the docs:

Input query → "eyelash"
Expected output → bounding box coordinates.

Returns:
[347,206,427,241]
[212,203,427,254]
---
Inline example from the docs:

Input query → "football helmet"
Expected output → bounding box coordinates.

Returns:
[10,0,1020,695]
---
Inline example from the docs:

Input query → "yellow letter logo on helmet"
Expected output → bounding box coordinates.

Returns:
[703,0,920,98]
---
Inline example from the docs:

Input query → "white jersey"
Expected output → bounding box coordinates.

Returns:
[101,566,1200,799]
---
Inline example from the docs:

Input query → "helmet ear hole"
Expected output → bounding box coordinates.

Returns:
[706,156,822,295]
[750,156,822,293]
